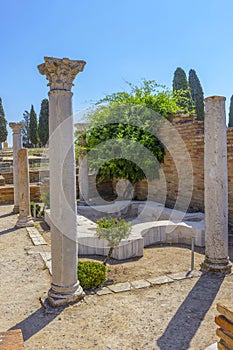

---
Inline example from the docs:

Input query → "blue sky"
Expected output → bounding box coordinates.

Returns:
[1,0,233,145]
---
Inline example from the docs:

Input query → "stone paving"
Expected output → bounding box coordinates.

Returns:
[2,204,233,349]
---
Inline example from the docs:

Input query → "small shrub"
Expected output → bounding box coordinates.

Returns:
[78,261,106,290]
[40,191,50,209]
[30,201,41,217]
[96,217,132,265]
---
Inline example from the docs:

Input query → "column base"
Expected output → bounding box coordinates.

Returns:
[48,283,85,307]
[79,200,89,206]
[13,205,19,214]
[16,216,34,228]
[201,256,232,273]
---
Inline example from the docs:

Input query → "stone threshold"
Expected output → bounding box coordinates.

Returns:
[96,270,202,296]
[26,225,202,296]
[26,226,52,274]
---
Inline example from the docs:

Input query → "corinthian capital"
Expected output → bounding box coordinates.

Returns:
[38,56,86,91]
[9,122,24,133]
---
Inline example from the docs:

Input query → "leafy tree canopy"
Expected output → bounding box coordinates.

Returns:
[76,80,190,185]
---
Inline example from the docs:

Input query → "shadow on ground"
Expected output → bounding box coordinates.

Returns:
[156,272,224,350]
[0,211,15,220]
[0,227,19,236]
[10,302,63,341]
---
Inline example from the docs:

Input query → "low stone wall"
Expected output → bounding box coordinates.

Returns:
[0,185,41,204]
[2,170,50,184]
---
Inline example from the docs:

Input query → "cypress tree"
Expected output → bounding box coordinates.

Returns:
[29,105,38,148]
[189,69,205,120]
[172,67,195,113]
[21,110,31,148]
[38,98,49,146]
[0,98,8,149]
[173,67,189,91]
[229,95,233,127]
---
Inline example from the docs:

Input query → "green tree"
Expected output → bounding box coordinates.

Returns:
[229,95,233,127]
[188,69,204,120]
[96,217,132,265]
[78,80,188,186]
[0,98,8,149]
[38,98,49,146]
[21,110,32,148]
[172,67,195,113]
[29,105,38,147]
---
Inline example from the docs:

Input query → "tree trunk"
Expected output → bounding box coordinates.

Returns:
[103,246,114,265]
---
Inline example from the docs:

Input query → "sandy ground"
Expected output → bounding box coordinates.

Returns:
[1,204,233,350]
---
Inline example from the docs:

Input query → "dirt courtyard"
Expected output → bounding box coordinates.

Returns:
[1,204,233,350]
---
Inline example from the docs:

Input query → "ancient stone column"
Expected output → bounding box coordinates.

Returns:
[38,57,86,306]
[16,148,34,227]
[202,96,231,272]
[78,135,89,205]
[9,122,24,213]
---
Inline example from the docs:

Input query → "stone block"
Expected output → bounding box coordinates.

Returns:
[108,282,131,293]
[131,279,151,289]
[218,339,232,350]
[0,175,5,186]
[26,227,47,246]
[96,287,113,296]
[216,328,233,349]
[215,315,233,335]
[217,303,233,324]
[0,330,25,349]
[167,271,192,281]
[147,275,174,285]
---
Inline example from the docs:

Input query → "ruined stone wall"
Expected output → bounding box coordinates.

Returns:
[1,117,233,223]
[135,115,233,224]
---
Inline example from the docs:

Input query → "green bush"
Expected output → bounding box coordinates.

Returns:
[40,191,50,209]
[96,217,132,265]
[30,201,40,217]
[78,261,106,290]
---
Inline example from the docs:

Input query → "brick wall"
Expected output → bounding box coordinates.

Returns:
[135,114,233,224]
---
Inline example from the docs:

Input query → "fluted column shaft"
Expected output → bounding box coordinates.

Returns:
[38,56,86,306]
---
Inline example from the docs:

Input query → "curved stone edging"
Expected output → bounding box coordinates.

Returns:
[45,200,205,260]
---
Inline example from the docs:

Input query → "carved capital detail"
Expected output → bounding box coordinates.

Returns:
[9,122,24,133]
[38,56,86,91]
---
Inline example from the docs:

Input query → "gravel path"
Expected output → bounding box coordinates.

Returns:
[1,204,233,350]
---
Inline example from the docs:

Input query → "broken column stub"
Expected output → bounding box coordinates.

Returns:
[202,96,231,273]
[16,148,34,227]
[9,122,24,213]
[38,57,86,306]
